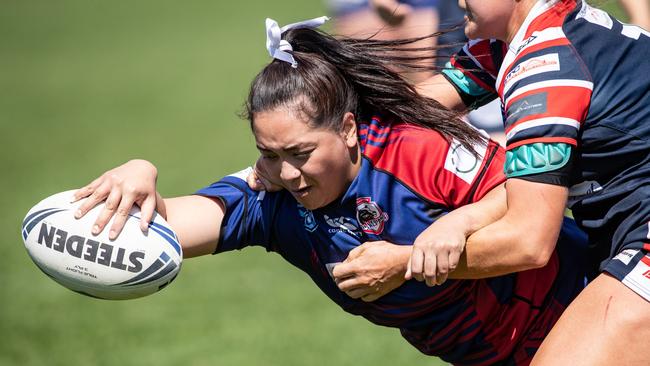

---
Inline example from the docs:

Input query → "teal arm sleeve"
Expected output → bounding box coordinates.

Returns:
[441,62,496,110]
[505,142,572,178]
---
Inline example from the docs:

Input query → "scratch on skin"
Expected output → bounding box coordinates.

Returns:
[604,295,613,325]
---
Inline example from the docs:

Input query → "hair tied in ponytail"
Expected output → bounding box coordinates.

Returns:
[265,16,329,68]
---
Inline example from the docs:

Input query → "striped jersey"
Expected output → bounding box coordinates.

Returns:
[196,117,587,365]
[449,0,650,250]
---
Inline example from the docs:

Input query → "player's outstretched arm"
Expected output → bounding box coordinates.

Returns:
[163,195,224,258]
[72,159,226,258]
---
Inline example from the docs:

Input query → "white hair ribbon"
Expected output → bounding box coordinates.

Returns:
[265,16,330,68]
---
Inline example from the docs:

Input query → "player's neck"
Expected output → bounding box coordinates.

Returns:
[505,0,539,44]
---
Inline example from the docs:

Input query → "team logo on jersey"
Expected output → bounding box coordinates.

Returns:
[324,215,361,237]
[298,204,318,232]
[504,53,560,86]
[355,197,389,235]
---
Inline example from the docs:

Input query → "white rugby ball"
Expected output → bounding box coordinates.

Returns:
[21,190,182,300]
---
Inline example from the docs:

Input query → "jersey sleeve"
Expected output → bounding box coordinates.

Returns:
[194,167,278,254]
[500,43,593,185]
[445,39,506,108]
[367,122,506,209]
[436,138,506,206]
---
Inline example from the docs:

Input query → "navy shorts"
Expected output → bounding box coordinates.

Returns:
[578,185,650,301]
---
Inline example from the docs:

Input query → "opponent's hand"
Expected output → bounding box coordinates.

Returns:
[71,159,162,240]
[370,0,413,26]
[332,241,410,302]
[246,157,283,192]
[406,220,467,287]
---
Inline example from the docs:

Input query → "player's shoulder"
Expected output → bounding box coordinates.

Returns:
[196,168,295,212]
[359,116,452,166]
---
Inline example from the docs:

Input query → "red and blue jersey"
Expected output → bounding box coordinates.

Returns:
[196,118,588,365]
[449,0,650,269]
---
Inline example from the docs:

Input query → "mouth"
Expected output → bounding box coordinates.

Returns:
[290,186,311,198]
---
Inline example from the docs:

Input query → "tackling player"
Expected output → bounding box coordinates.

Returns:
[393,0,650,364]
[72,19,589,365]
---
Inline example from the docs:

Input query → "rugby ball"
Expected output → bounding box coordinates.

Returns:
[21,190,182,300]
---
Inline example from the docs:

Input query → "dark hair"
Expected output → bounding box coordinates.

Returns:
[244,28,485,150]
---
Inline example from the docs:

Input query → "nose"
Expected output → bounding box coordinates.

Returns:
[280,160,301,182]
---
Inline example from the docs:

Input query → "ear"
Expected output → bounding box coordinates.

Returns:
[340,112,358,148]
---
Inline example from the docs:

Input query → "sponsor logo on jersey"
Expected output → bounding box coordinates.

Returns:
[614,249,639,265]
[504,53,560,86]
[356,197,389,235]
[506,92,548,125]
[298,204,318,232]
[444,139,487,184]
[324,215,362,237]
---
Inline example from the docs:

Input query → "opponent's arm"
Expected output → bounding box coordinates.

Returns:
[333,183,507,299]
[407,183,507,285]
[415,73,467,111]
[449,179,567,279]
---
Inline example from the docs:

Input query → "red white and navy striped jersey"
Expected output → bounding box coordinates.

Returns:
[196,117,588,365]
[450,0,650,245]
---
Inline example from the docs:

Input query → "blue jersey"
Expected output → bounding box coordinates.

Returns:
[448,0,650,276]
[197,118,588,365]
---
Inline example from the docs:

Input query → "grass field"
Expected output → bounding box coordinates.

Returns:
[1,1,624,365]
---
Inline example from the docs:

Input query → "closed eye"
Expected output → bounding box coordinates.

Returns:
[261,153,279,161]
[293,149,314,159]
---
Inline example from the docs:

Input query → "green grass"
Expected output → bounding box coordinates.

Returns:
[1,1,624,365]
[0,1,440,365]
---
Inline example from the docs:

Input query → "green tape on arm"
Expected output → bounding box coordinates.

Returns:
[505,143,572,178]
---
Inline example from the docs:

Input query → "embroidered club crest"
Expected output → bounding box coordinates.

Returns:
[298,204,318,232]
[355,197,389,235]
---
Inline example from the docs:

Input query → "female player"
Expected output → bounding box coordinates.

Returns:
[389,0,650,364]
[72,19,588,365]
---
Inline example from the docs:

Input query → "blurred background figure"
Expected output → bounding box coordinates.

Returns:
[619,0,650,30]
[326,0,506,144]
[326,0,439,84]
